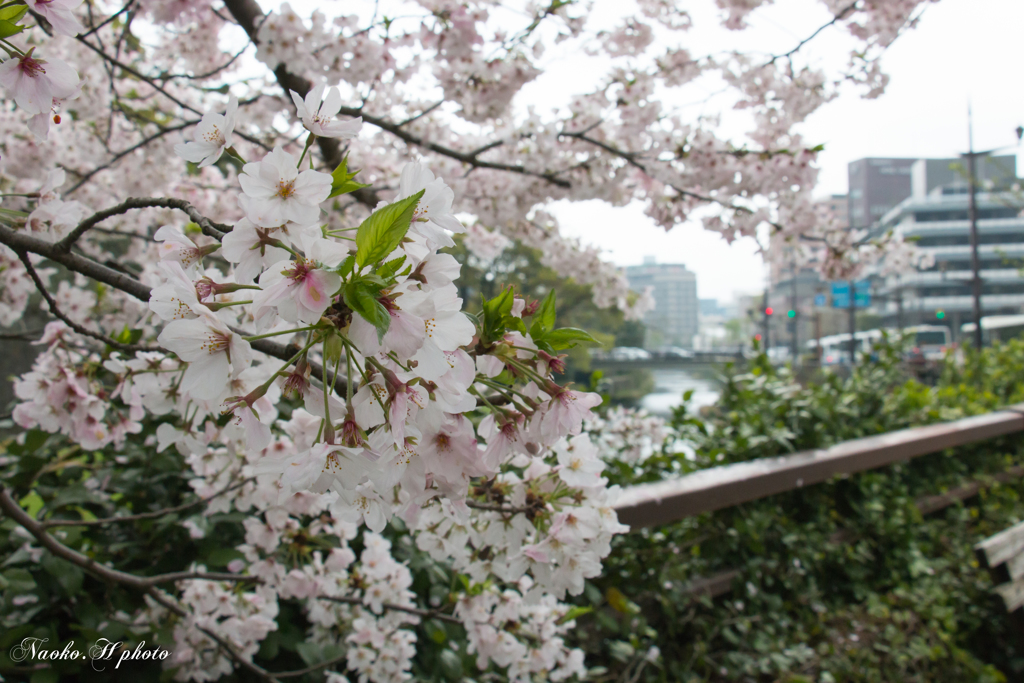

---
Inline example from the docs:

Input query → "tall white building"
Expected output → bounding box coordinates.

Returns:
[625,257,699,348]
[872,157,1023,335]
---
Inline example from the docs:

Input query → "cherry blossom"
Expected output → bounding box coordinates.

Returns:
[290,83,363,139]
[0,49,79,116]
[174,95,239,168]
[238,147,333,228]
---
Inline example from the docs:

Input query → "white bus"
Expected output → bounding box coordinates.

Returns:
[806,330,883,365]
[806,326,951,365]
[903,325,953,361]
[961,314,1024,345]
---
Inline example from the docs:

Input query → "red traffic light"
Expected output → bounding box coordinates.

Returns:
[765,307,773,316]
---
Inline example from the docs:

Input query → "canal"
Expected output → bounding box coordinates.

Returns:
[639,367,721,416]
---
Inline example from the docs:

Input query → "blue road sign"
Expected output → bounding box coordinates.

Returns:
[813,294,827,307]
[831,281,870,309]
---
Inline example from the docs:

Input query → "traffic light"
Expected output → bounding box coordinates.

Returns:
[765,307,773,316]
[936,310,946,320]
[787,310,796,318]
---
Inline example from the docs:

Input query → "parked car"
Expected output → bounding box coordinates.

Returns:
[608,347,651,361]
[656,346,695,359]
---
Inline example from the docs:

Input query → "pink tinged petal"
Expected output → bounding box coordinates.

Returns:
[27,112,50,140]
[289,89,307,116]
[322,87,342,118]
[297,270,340,317]
[40,58,80,100]
[240,408,272,452]
[238,172,277,199]
[181,351,231,400]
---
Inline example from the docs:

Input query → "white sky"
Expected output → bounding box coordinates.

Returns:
[545,0,1024,303]
[263,0,1024,303]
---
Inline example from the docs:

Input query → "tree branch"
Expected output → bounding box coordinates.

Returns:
[0,486,255,588]
[220,0,569,197]
[0,224,306,370]
[765,1,859,66]
[65,121,197,196]
[14,250,158,353]
[318,595,460,624]
[41,478,252,528]
[59,197,228,250]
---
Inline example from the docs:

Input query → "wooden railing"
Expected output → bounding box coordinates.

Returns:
[614,403,1024,529]
[611,404,1024,597]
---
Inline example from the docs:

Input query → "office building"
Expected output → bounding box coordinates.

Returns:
[872,156,1024,333]
[848,156,1015,229]
[625,257,699,348]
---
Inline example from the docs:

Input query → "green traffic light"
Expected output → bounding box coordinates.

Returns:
[936,311,945,319]
[787,310,796,318]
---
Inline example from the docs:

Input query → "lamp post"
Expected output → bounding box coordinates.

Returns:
[959,114,1024,349]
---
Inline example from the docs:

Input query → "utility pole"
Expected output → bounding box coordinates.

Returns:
[847,278,857,365]
[790,254,799,365]
[814,309,822,367]
[964,105,984,351]
[763,286,771,353]
[895,274,904,332]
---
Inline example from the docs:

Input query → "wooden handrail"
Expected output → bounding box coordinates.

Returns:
[615,403,1024,530]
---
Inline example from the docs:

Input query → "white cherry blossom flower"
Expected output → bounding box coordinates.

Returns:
[174,95,238,168]
[252,258,341,325]
[0,49,80,116]
[290,83,362,139]
[25,0,85,37]
[238,146,332,227]
[220,217,293,283]
[555,435,605,488]
[157,311,253,400]
[154,225,213,275]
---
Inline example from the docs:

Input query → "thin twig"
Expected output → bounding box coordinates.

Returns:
[0,224,308,372]
[65,121,196,195]
[59,197,228,250]
[318,595,460,624]
[765,1,859,66]
[14,250,158,353]
[41,478,252,528]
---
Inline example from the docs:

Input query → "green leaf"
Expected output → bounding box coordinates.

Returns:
[377,255,407,282]
[556,605,593,625]
[0,6,27,22]
[344,280,390,343]
[355,190,424,268]
[543,327,600,350]
[327,155,369,199]
[480,287,516,344]
[0,19,24,39]
[328,254,356,279]
[116,326,143,345]
[530,290,557,339]
[41,552,84,597]
[19,491,44,518]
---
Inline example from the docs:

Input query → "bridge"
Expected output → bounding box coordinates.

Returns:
[590,351,746,369]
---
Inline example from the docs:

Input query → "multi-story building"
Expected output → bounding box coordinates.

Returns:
[848,158,918,229]
[872,182,1024,335]
[848,156,1015,229]
[625,257,699,348]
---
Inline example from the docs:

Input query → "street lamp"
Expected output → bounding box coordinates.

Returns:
[960,110,1022,350]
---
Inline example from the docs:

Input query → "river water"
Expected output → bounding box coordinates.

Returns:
[639,367,721,416]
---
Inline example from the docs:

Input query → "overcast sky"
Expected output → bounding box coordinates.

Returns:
[266,0,1024,304]
[544,0,1024,303]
